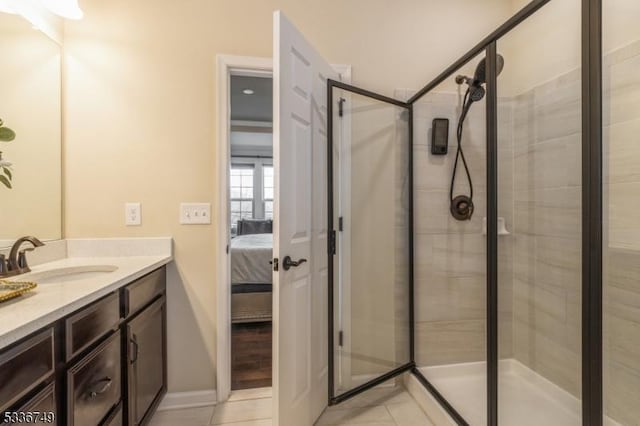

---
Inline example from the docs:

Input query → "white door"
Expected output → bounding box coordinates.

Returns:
[273,11,338,426]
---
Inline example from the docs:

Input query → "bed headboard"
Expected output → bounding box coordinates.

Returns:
[237,219,273,235]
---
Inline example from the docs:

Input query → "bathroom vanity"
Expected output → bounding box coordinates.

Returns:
[0,9,173,424]
[0,240,172,426]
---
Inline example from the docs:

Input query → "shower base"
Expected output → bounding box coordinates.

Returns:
[419,360,620,426]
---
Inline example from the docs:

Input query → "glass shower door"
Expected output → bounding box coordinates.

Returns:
[328,81,413,403]
[496,2,583,424]
[411,52,489,425]
[603,2,640,424]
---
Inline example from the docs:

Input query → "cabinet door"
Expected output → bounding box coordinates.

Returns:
[127,297,166,426]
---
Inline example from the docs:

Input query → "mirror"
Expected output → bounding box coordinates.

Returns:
[0,11,62,247]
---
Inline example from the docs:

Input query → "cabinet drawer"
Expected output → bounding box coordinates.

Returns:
[66,292,120,361]
[0,328,54,412]
[123,268,165,318]
[1,382,57,425]
[67,331,121,426]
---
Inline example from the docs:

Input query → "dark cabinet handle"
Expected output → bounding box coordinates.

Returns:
[87,376,112,398]
[282,256,307,271]
[130,335,139,364]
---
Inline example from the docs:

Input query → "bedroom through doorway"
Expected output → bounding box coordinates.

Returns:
[228,73,274,391]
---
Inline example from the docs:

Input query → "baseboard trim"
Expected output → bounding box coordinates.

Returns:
[157,389,217,411]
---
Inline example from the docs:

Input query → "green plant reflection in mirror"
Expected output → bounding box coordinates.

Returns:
[0,117,15,189]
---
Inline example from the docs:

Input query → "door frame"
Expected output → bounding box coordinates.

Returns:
[216,54,272,403]
[215,54,351,403]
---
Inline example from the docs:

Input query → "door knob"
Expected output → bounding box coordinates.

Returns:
[282,256,307,271]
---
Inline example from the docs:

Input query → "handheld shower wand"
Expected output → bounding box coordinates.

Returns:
[450,55,504,221]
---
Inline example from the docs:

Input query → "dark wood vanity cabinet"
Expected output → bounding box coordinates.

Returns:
[0,266,167,426]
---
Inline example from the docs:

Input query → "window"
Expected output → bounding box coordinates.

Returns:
[229,159,273,234]
[230,165,254,233]
[263,165,274,219]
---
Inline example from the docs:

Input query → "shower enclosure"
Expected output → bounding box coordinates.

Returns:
[326,0,638,424]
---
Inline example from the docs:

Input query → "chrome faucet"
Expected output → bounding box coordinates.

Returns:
[0,236,44,278]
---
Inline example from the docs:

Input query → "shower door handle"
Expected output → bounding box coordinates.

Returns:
[282,256,307,271]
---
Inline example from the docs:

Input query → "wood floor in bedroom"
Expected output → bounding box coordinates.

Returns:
[231,321,273,390]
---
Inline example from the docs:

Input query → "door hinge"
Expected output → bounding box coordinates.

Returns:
[338,217,343,232]
[226,244,229,254]
[338,331,344,347]
[329,230,337,255]
[271,258,279,271]
[338,97,346,117]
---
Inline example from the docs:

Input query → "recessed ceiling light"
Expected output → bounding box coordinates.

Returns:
[242,89,254,95]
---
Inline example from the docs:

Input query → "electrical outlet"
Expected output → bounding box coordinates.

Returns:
[180,203,211,224]
[125,202,141,226]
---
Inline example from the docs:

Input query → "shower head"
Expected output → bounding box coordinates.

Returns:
[455,54,505,96]
[472,54,505,85]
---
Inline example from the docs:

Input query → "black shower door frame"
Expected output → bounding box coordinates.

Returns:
[326,0,604,424]
[326,79,415,406]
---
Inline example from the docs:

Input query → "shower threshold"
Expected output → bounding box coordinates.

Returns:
[419,360,620,426]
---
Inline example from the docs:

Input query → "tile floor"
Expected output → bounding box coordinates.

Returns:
[149,385,435,426]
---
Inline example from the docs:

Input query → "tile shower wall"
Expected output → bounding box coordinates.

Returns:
[409,88,514,367]
[510,40,640,421]
[510,68,583,397]
[603,40,640,425]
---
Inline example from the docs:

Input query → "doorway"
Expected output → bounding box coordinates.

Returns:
[216,39,351,421]
[228,73,274,391]
[216,55,273,402]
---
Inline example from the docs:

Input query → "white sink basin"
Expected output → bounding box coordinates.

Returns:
[15,265,119,284]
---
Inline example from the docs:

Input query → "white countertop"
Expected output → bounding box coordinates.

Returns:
[0,254,172,349]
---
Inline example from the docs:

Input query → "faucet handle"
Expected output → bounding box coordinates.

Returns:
[14,246,36,272]
[0,254,7,276]
[17,250,34,271]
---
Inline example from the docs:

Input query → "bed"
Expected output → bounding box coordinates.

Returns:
[230,231,273,323]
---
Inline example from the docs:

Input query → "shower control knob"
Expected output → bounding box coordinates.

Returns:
[282,256,307,271]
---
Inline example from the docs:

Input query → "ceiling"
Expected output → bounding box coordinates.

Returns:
[230,75,272,123]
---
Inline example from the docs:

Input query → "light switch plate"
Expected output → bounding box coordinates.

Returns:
[180,203,211,224]
[125,202,141,226]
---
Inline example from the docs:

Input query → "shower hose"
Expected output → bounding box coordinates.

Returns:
[449,88,475,221]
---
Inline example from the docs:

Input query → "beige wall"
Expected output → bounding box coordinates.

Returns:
[62,0,513,393]
[505,0,640,96]
[502,0,581,96]
[0,13,61,244]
